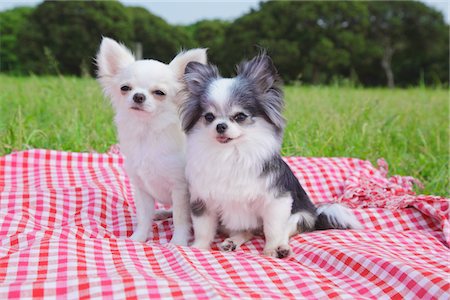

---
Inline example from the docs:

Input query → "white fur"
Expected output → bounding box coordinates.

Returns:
[287,211,316,236]
[186,141,276,231]
[186,117,281,233]
[261,195,293,257]
[184,55,361,258]
[185,81,286,252]
[316,203,363,230]
[201,78,243,140]
[96,37,207,245]
[220,231,254,251]
[207,78,235,110]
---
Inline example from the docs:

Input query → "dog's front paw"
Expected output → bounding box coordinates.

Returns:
[263,244,291,259]
[130,231,148,243]
[191,241,211,250]
[170,227,190,246]
[169,234,189,246]
[219,238,237,252]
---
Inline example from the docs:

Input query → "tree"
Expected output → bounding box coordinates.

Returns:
[395,1,449,86]
[221,1,369,83]
[128,7,195,63]
[187,19,229,66]
[366,2,407,88]
[365,1,449,87]
[219,1,447,86]
[2,0,447,86]
[0,7,33,73]
[16,1,133,75]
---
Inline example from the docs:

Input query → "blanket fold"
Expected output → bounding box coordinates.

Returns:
[336,158,449,244]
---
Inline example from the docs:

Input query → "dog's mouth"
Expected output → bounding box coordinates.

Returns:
[216,135,233,144]
[130,106,145,112]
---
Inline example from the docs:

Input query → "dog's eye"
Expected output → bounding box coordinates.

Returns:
[204,113,215,123]
[233,113,248,123]
[152,90,166,96]
[120,85,131,92]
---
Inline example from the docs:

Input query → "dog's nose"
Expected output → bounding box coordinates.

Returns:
[133,93,146,104]
[216,123,228,134]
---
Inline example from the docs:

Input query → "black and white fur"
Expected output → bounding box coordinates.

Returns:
[181,53,362,258]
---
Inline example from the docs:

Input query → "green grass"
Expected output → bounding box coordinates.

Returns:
[0,75,116,153]
[0,75,448,196]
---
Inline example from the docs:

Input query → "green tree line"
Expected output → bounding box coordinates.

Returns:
[1,0,448,86]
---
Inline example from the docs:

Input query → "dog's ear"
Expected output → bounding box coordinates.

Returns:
[179,93,202,133]
[184,62,219,97]
[237,53,278,93]
[96,37,135,79]
[180,62,219,133]
[170,48,207,80]
[237,53,285,132]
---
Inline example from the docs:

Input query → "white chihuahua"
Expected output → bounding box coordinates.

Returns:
[96,37,207,245]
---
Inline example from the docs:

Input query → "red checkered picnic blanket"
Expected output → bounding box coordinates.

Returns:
[0,149,448,299]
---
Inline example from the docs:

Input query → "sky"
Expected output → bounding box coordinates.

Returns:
[0,0,448,24]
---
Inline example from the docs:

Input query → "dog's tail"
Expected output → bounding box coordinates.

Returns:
[314,203,363,230]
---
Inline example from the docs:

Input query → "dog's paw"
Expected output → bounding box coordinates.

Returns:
[191,241,211,250]
[130,232,148,243]
[275,245,291,259]
[219,238,237,252]
[263,244,291,259]
[169,235,189,246]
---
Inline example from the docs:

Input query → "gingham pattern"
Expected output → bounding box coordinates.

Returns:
[0,149,448,299]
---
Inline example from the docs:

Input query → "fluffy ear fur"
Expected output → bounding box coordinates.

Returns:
[237,53,285,132]
[170,48,208,80]
[237,53,278,93]
[184,61,220,97]
[180,62,220,133]
[96,37,135,98]
[179,96,203,133]
[96,37,135,79]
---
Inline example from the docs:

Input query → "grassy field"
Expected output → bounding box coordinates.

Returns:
[0,75,448,196]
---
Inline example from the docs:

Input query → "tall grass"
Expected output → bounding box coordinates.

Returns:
[0,75,116,153]
[0,75,448,196]
[282,86,448,196]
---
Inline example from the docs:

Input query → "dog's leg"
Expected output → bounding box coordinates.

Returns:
[170,183,191,245]
[220,230,253,252]
[130,187,155,242]
[262,196,292,259]
[190,199,218,250]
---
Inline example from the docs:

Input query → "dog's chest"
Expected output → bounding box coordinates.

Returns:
[189,151,263,196]
[219,198,264,231]
[187,148,268,230]
[120,126,185,204]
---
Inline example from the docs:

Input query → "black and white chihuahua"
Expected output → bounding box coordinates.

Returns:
[181,53,362,258]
